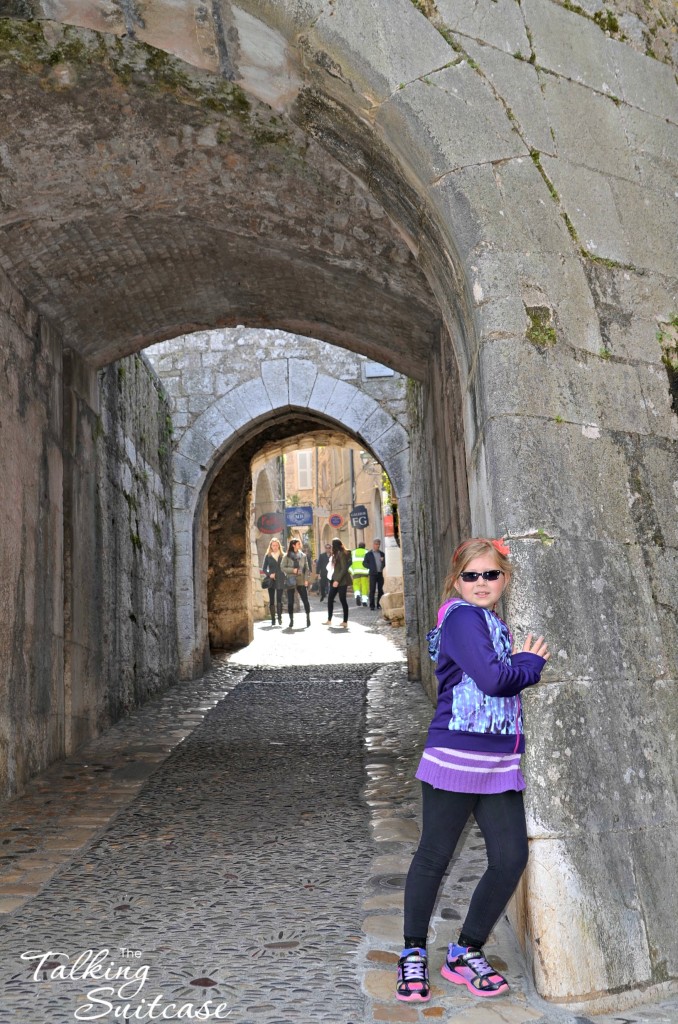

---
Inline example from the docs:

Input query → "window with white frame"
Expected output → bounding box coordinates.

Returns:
[297,450,313,490]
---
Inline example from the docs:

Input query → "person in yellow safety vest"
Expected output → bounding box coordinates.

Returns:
[351,544,369,606]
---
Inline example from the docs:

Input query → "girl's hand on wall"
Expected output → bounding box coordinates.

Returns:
[513,633,550,660]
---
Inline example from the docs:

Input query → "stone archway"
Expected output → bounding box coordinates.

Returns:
[1,0,677,1009]
[170,359,413,678]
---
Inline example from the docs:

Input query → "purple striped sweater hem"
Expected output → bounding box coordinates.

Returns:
[415,747,525,794]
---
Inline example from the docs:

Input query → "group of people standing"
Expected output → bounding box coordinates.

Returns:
[261,538,312,629]
[260,537,386,630]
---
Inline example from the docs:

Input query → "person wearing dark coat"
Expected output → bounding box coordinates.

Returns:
[363,538,386,610]
[261,538,285,626]
[315,543,332,602]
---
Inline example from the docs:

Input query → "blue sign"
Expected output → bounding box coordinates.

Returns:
[285,505,313,527]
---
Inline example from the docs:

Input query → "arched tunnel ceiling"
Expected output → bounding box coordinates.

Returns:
[254,428,369,467]
[0,24,441,379]
[208,411,389,501]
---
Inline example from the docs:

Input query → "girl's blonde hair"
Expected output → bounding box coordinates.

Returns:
[266,538,283,558]
[441,537,512,602]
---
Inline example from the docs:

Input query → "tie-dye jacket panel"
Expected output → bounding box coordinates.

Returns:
[424,600,545,753]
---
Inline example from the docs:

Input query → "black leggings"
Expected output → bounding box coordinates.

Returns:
[327,584,349,622]
[268,587,282,617]
[287,586,310,616]
[404,784,528,948]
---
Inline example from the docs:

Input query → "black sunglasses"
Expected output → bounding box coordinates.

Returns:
[459,570,504,582]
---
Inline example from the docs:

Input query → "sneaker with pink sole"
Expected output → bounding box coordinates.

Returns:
[395,948,430,1002]
[441,945,509,997]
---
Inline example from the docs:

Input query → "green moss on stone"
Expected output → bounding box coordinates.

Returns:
[526,306,557,347]
[530,151,579,243]
[593,9,620,34]
[0,17,47,68]
[657,316,678,415]
[580,249,635,271]
[47,28,99,68]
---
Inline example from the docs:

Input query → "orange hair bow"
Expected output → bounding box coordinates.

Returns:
[491,538,510,557]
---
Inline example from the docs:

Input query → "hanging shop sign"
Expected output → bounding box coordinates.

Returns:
[350,505,369,529]
[383,513,395,537]
[328,513,345,529]
[284,505,313,527]
[257,512,285,534]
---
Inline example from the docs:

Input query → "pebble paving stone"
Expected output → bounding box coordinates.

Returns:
[0,610,676,1024]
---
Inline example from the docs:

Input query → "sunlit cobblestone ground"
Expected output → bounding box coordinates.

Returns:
[0,607,675,1024]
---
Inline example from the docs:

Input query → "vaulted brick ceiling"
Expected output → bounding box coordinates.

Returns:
[0,28,440,378]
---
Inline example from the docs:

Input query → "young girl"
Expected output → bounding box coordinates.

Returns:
[396,537,549,1003]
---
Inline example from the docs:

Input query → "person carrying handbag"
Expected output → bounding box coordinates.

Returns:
[281,539,311,629]
[261,538,285,626]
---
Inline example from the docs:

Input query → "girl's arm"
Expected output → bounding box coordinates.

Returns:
[441,606,544,697]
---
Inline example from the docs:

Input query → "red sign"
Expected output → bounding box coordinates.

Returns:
[329,513,345,529]
[383,514,394,537]
[257,512,284,534]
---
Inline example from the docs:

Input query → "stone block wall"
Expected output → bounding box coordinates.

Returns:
[63,352,178,753]
[0,272,178,802]
[0,268,64,800]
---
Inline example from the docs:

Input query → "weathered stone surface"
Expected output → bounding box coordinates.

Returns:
[64,352,177,763]
[341,390,381,434]
[541,157,631,265]
[507,533,670,684]
[525,831,653,1000]
[0,24,439,378]
[495,250,604,357]
[484,417,673,553]
[260,357,290,410]
[523,677,677,837]
[0,278,63,802]
[620,106,678,195]
[309,0,453,103]
[431,158,572,266]
[474,338,661,439]
[134,0,220,72]
[360,405,398,447]
[307,372,340,414]
[326,378,360,428]
[376,63,525,183]
[608,37,678,124]
[287,358,317,408]
[463,42,555,156]
[437,0,531,57]
[176,427,217,467]
[37,0,125,35]
[523,0,618,93]
[230,5,301,109]
[541,75,639,182]
[583,263,678,366]
[608,175,678,277]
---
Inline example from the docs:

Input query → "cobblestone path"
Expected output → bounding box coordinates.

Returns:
[0,665,378,1024]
